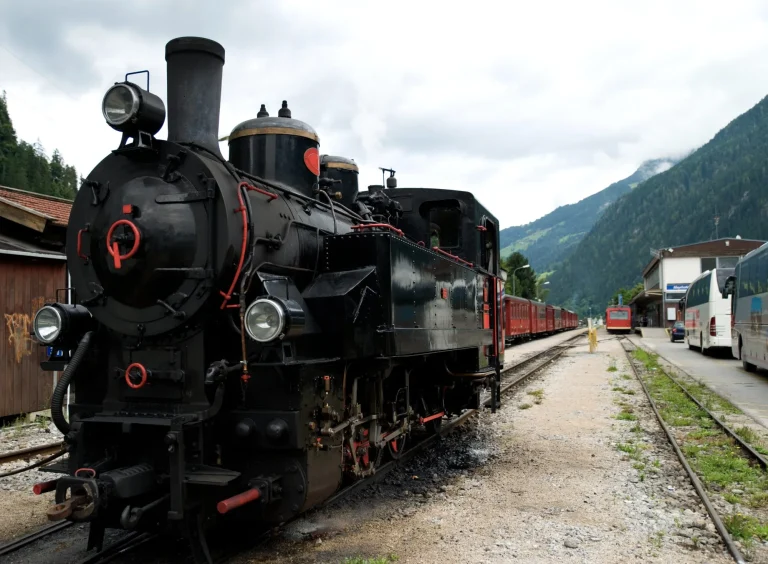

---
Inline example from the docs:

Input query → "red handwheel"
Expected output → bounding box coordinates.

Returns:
[125,363,148,389]
[106,219,141,269]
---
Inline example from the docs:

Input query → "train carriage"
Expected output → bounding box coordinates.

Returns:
[531,300,547,335]
[504,295,531,344]
[545,304,555,334]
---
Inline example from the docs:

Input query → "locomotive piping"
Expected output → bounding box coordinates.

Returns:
[51,331,94,435]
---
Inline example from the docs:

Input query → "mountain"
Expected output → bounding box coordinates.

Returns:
[499,158,680,273]
[546,94,768,315]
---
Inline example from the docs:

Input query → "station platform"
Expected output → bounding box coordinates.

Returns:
[637,327,668,339]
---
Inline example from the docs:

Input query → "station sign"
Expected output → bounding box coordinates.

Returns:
[666,283,689,293]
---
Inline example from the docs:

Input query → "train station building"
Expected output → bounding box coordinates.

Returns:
[629,237,764,328]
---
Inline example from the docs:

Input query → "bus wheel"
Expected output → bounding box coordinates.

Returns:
[742,342,756,372]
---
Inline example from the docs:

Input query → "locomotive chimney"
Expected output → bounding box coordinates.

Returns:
[165,37,225,157]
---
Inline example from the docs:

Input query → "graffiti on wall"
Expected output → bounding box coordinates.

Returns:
[5,296,47,364]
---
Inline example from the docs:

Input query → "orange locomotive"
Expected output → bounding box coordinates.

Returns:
[605,306,632,333]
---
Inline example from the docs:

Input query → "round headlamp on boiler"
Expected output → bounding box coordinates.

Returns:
[102,81,166,138]
[244,298,305,343]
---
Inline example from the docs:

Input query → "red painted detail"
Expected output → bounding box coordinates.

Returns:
[390,439,399,453]
[239,181,278,201]
[431,247,474,267]
[75,468,96,478]
[33,479,58,495]
[77,228,89,261]
[217,488,261,514]
[476,225,487,232]
[417,241,425,246]
[125,362,148,390]
[106,219,141,269]
[419,411,445,425]
[441,288,448,299]
[304,147,320,176]
[483,286,488,302]
[220,187,250,309]
[483,312,490,329]
[122,204,133,215]
[351,223,405,237]
[710,316,716,337]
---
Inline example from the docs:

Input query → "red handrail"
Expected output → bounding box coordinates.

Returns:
[238,181,278,201]
[350,223,404,237]
[432,247,474,267]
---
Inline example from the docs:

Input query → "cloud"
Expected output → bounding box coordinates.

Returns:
[3,0,768,228]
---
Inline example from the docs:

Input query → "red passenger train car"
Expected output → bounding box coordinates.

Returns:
[502,296,579,346]
[605,306,632,334]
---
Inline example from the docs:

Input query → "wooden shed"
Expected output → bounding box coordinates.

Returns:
[0,186,72,419]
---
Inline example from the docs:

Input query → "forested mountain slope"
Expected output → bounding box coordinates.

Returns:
[499,158,679,271]
[546,94,768,314]
[0,91,78,199]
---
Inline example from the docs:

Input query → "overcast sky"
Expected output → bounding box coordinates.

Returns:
[2,0,768,228]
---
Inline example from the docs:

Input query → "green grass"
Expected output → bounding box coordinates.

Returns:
[342,556,399,564]
[632,347,768,542]
[519,403,532,410]
[615,407,637,421]
[527,389,544,405]
[723,514,768,543]
[612,385,635,395]
[620,373,633,380]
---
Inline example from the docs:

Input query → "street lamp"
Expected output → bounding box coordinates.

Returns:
[537,281,550,300]
[512,264,530,296]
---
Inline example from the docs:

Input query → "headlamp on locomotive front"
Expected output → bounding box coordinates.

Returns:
[33,304,93,346]
[244,298,305,343]
[101,82,166,136]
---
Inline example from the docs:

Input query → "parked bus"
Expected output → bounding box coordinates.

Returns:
[723,243,768,371]
[682,267,733,355]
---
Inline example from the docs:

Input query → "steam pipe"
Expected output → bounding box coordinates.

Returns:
[165,37,225,157]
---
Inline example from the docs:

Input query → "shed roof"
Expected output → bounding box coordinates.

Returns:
[0,185,73,230]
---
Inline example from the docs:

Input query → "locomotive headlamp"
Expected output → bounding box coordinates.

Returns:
[33,306,62,344]
[244,299,286,342]
[33,304,93,345]
[101,82,166,135]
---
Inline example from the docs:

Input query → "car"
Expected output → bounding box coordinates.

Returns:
[670,321,685,342]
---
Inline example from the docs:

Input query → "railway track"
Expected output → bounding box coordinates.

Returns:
[0,442,65,466]
[619,337,748,564]
[0,332,584,564]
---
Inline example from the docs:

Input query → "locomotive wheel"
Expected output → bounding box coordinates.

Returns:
[387,435,407,460]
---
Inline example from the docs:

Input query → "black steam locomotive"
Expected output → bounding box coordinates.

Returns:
[32,37,505,561]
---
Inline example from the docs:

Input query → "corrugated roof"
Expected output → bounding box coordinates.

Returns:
[0,185,73,227]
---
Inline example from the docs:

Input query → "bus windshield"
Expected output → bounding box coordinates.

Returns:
[609,311,629,320]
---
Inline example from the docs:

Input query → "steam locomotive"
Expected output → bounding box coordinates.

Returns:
[31,37,505,561]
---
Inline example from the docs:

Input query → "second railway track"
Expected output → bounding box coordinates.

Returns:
[619,336,752,564]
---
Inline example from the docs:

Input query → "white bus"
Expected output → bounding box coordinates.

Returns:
[723,243,768,371]
[682,267,734,355]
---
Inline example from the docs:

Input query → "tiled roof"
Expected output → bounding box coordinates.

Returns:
[0,185,73,227]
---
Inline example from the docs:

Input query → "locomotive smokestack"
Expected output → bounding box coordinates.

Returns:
[165,37,225,157]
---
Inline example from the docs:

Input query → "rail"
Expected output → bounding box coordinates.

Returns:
[619,337,747,564]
